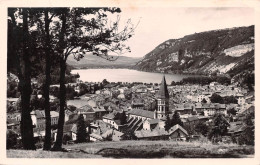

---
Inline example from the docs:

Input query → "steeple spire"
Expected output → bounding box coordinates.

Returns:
[157,75,169,99]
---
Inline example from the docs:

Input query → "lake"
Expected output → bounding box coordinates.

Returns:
[71,69,199,84]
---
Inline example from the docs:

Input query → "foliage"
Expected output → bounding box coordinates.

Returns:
[121,130,137,140]
[227,108,237,116]
[164,114,171,132]
[237,113,254,145]
[7,80,20,98]
[66,85,77,100]
[104,132,113,141]
[223,96,238,104]
[171,111,183,127]
[7,130,18,149]
[120,111,127,125]
[210,93,224,104]
[76,114,87,143]
[63,134,71,145]
[195,122,209,136]
[208,114,230,143]
[102,79,109,86]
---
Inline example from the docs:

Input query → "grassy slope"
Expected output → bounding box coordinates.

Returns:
[7,140,254,158]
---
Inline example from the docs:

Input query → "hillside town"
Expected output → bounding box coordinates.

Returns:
[7,74,255,147]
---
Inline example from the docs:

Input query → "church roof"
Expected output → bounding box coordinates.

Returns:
[156,75,169,99]
[127,108,154,119]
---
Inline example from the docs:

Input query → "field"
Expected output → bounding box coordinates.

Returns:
[7,140,254,158]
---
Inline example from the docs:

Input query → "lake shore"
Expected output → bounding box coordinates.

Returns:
[71,68,201,84]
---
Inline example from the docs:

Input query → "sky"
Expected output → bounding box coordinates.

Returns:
[115,7,254,58]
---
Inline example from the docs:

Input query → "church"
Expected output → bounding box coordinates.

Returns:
[126,75,170,131]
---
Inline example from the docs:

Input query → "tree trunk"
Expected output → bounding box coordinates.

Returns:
[43,9,52,150]
[20,8,36,150]
[52,58,66,151]
[52,11,67,151]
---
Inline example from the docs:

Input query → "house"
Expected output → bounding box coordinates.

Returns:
[117,93,125,99]
[31,110,46,129]
[102,111,124,130]
[92,106,108,120]
[168,124,189,140]
[7,118,20,130]
[135,124,188,140]
[237,96,245,105]
[143,119,165,131]
[131,99,145,109]
[33,127,46,138]
[7,112,21,121]
[53,124,77,142]
[31,110,60,127]
[228,122,247,137]
[174,103,194,115]
[210,82,220,86]
[102,129,124,141]
[183,116,209,129]
[195,103,226,116]
[50,111,59,125]
[240,105,254,115]
[90,133,103,142]
[75,106,96,122]
[7,98,19,106]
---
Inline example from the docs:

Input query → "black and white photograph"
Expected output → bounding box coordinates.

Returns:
[1,0,259,163]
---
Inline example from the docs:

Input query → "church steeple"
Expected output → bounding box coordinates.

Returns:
[154,75,170,119]
[157,75,169,99]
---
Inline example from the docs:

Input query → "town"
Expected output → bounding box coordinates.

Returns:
[5,7,255,159]
[7,73,255,148]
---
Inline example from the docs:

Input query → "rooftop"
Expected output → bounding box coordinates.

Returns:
[127,109,154,119]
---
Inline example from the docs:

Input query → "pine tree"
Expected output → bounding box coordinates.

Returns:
[120,111,127,125]
[76,114,87,143]
[171,111,183,127]
[164,114,171,132]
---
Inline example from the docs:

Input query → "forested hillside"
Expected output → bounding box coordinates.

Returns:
[134,25,254,84]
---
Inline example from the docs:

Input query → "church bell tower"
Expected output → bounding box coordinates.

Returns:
[154,75,170,119]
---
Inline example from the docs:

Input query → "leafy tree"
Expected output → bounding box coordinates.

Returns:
[50,8,134,150]
[78,83,89,96]
[171,111,183,127]
[236,113,254,145]
[238,126,254,145]
[208,114,230,143]
[76,114,87,143]
[164,114,171,132]
[195,122,209,136]
[210,93,224,104]
[223,96,238,104]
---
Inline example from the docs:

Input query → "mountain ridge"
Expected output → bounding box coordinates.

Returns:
[134,25,254,80]
[67,55,142,69]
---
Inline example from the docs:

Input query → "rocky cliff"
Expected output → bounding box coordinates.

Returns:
[134,25,254,78]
